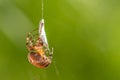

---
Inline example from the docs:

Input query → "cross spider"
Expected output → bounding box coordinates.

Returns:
[26,19,53,68]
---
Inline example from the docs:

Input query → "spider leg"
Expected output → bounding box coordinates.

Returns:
[48,47,53,59]
[26,28,39,51]
[26,32,34,51]
[50,47,53,56]
[51,47,54,55]
[30,28,38,33]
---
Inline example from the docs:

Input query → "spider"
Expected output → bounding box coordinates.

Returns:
[26,19,53,68]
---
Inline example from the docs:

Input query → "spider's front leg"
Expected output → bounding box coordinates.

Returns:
[26,32,34,51]
[49,47,53,59]
[43,45,53,59]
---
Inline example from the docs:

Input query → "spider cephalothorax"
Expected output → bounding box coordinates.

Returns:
[26,19,53,68]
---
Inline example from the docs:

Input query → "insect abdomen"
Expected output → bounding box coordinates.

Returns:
[28,52,51,68]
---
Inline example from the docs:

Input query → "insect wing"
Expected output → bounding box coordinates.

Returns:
[39,19,48,45]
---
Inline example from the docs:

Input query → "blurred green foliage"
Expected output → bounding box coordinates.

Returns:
[0,0,120,80]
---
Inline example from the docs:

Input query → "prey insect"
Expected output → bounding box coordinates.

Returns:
[26,19,53,68]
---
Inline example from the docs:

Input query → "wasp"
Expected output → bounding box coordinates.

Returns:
[26,19,53,68]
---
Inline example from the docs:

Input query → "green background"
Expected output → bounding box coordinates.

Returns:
[0,0,120,80]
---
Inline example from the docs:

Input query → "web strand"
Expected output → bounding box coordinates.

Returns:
[42,0,44,19]
[53,61,60,80]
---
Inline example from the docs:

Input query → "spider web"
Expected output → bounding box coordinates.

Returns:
[27,0,61,79]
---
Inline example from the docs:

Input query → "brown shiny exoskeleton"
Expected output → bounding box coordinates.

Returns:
[26,19,53,68]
